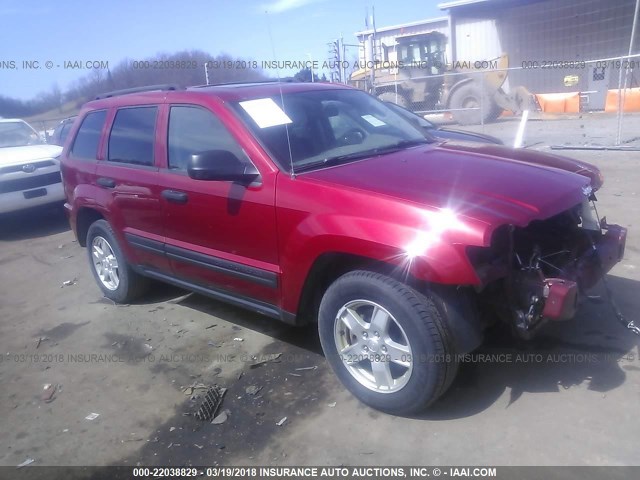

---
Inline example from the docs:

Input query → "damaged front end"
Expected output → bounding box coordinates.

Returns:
[469,192,627,339]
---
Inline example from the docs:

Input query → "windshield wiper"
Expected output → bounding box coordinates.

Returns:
[371,138,432,152]
[293,151,372,173]
[294,139,430,173]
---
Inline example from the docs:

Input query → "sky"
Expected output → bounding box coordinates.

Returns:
[0,0,443,100]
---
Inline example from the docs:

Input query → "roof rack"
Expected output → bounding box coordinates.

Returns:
[95,84,182,100]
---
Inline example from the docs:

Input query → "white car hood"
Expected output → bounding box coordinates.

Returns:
[0,144,63,167]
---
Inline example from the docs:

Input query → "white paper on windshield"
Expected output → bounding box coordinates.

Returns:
[239,98,293,128]
[361,114,386,127]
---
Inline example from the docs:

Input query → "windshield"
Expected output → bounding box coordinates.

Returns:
[383,101,437,129]
[232,89,430,173]
[0,121,44,148]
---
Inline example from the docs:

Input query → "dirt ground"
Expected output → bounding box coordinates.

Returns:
[1,116,639,471]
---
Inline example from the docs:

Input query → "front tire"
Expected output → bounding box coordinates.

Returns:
[449,82,496,125]
[86,219,148,303]
[318,271,458,415]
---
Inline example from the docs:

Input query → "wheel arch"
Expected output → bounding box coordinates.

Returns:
[280,218,482,317]
[295,250,483,353]
[76,207,105,247]
[294,251,421,325]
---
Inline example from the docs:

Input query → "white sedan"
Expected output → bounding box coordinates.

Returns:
[0,118,65,214]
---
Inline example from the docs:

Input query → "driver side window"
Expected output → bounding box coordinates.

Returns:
[168,106,249,171]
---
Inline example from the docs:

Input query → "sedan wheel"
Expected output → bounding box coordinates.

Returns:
[319,270,458,415]
[91,235,120,290]
[334,300,412,393]
[86,219,148,303]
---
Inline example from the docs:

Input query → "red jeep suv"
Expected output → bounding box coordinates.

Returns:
[61,82,626,414]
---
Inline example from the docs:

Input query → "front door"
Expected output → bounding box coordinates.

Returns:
[157,104,280,307]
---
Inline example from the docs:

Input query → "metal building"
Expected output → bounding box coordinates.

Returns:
[355,0,639,110]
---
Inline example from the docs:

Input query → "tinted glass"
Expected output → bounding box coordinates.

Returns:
[108,107,157,166]
[59,123,73,145]
[232,89,427,172]
[71,111,106,159]
[384,101,436,129]
[168,106,247,170]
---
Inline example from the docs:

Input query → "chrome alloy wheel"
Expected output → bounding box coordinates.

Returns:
[91,235,120,291]
[334,300,413,393]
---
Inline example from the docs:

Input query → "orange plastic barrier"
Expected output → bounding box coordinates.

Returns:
[535,92,580,113]
[605,88,640,112]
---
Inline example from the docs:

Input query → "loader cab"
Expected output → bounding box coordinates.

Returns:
[394,32,447,76]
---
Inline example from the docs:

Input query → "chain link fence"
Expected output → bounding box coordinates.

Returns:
[352,0,640,149]
[363,54,640,148]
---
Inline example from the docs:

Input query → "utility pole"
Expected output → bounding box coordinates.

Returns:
[328,39,341,82]
[369,6,377,91]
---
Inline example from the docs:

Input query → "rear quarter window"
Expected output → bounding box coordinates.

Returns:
[59,122,74,145]
[70,110,107,159]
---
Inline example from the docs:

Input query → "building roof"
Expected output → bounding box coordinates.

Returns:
[437,0,491,9]
[355,16,448,37]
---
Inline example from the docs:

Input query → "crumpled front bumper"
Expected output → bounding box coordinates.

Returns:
[575,222,627,290]
[543,222,627,322]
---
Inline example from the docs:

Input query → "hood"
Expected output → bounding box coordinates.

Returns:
[438,142,603,189]
[0,145,62,166]
[302,143,592,228]
[0,144,63,167]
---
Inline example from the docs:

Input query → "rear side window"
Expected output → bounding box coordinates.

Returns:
[108,107,157,166]
[71,110,106,159]
[167,106,248,170]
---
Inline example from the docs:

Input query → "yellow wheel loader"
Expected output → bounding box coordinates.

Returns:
[350,32,537,125]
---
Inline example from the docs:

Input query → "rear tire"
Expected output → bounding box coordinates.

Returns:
[86,219,149,303]
[318,270,458,415]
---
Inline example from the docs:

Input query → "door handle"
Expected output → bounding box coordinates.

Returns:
[97,177,116,188]
[162,190,188,204]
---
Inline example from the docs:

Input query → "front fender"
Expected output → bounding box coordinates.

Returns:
[279,213,482,314]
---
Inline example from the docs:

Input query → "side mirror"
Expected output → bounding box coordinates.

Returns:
[187,150,260,184]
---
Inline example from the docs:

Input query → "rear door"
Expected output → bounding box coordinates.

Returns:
[95,105,170,271]
[156,102,280,308]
